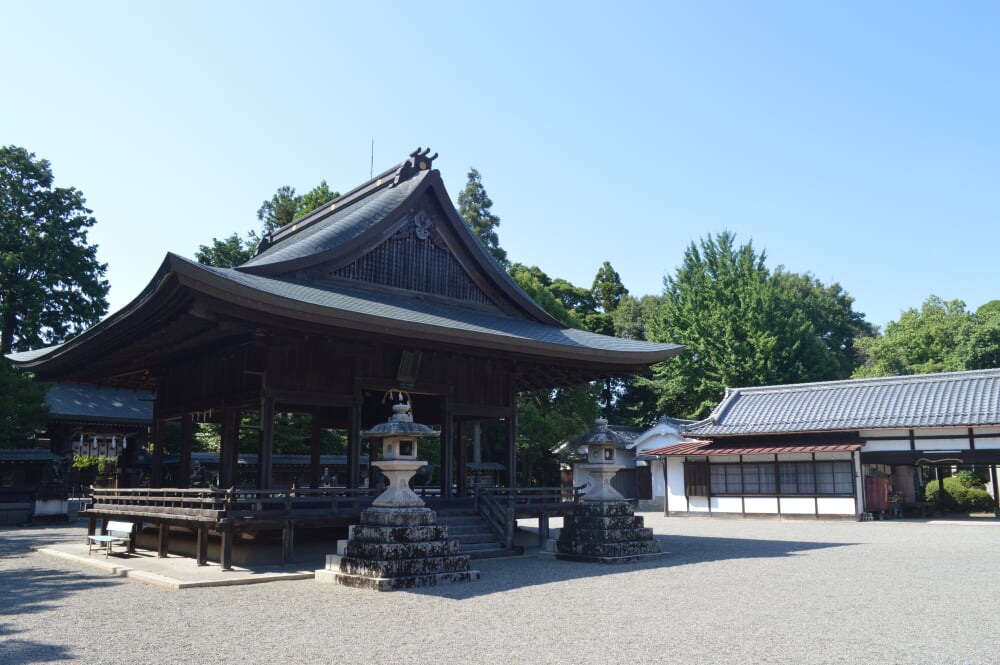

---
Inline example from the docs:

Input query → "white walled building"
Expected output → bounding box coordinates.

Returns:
[642,369,1000,520]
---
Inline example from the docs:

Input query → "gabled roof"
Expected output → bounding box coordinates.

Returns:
[683,368,1000,437]
[7,148,682,391]
[630,415,695,449]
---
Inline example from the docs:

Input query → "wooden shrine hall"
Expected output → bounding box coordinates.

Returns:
[10,148,681,564]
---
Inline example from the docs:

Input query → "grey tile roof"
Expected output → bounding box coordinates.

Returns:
[44,383,154,424]
[186,255,679,357]
[0,448,61,463]
[241,171,427,270]
[684,368,1000,436]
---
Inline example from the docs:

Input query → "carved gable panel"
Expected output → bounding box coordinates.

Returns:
[303,209,498,307]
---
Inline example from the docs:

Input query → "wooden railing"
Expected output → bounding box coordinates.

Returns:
[88,487,378,523]
[473,485,585,549]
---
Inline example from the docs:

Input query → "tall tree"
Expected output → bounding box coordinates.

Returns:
[457,168,508,267]
[853,295,1000,377]
[645,231,859,419]
[0,146,109,354]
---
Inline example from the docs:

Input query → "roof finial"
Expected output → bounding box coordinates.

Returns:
[393,147,438,185]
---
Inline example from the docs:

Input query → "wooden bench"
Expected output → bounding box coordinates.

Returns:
[88,520,135,557]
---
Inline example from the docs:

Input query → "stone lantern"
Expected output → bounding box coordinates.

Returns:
[317,390,478,590]
[580,417,627,502]
[362,399,439,508]
[556,416,664,563]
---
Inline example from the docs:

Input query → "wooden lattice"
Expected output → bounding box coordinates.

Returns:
[323,210,496,306]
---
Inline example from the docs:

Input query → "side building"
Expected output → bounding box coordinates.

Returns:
[642,369,1000,519]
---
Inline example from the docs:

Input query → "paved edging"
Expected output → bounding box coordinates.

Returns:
[36,547,315,589]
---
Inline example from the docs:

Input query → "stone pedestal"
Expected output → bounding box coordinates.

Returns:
[556,501,663,564]
[317,507,479,591]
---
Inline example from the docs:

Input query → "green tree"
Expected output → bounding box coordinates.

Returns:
[457,168,508,267]
[0,146,109,354]
[772,270,875,378]
[0,361,49,448]
[194,232,259,268]
[197,181,339,269]
[646,231,855,419]
[853,295,999,377]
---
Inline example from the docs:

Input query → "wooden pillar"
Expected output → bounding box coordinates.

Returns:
[179,413,193,489]
[368,438,379,491]
[196,525,209,566]
[538,513,550,546]
[259,393,275,489]
[441,407,453,504]
[152,414,165,488]
[220,522,233,571]
[505,412,518,489]
[456,420,468,498]
[309,414,322,489]
[157,523,169,558]
[991,465,999,519]
[219,407,239,489]
[348,403,362,489]
[282,521,294,563]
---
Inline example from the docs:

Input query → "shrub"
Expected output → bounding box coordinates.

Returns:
[926,476,996,513]
[952,470,986,489]
[966,488,996,513]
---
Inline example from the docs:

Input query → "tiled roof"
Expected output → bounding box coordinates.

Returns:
[684,368,1000,436]
[44,383,154,424]
[187,255,679,357]
[644,441,860,456]
[0,448,61,463]
[240,170,427,270]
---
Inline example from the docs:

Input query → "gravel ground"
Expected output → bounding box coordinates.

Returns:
[2,514,999,665]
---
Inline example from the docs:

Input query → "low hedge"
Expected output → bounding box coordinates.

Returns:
[925,476,996,513]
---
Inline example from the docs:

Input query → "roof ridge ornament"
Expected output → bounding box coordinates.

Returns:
[393,147,438,185]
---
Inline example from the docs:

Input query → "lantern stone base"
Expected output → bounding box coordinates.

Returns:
[555,501,664,564]
[317,507,479,591]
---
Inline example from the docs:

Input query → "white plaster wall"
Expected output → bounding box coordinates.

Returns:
[814,451,853,461]
[779,497,815,514]
[649,459,665,498]
[711,496,743,513]
[862,440,911,452]
[666,458,689,511]
[816,497,856,515]
[740,454,775,463]
[977,428,1000,436]
[687,496,710,513]
[778,453,814,462]
[974,438,1000,450]
[744,496,779,514]
[915,437,971,451]
[861,429,910,439]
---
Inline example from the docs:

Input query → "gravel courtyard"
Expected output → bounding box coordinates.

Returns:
[2,514,998,665]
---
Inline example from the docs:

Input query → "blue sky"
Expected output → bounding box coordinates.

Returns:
[4,1,998,330]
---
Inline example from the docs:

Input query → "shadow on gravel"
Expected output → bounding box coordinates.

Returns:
[405,533,856,600]
[0,526,124,664]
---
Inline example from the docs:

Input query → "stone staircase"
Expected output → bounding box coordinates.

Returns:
[431,502,523,560]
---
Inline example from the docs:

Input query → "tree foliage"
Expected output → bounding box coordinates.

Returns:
[646,231,871,419]
[0,145,109,354]
[197,181,339,269]
[457,168,508,267]
[0,361,49,448]
[853,295,1000,377]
